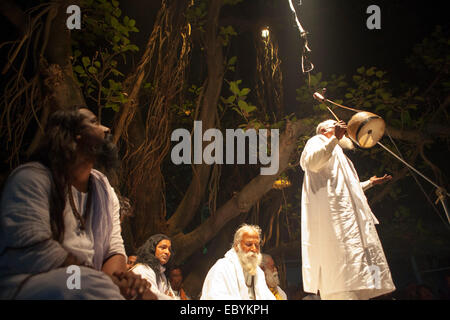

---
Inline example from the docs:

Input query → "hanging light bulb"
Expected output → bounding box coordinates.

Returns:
[261,27,270,39]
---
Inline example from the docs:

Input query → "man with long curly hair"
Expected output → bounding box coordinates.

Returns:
[0,107,155,300]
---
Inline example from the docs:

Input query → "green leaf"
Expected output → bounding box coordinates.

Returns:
[73,65,84,74]
[94,61,101,68]
[125,44,139,52]
[88,66,97,74]
[357,66,365,74]
[240,88,250,96]
[228,56,237,65]
[381,93,391,100]
[375,104,386,112]
[246,105,257,113]
[111,17,119,28]
[366,67,375,76]
[238,99,248,111]
[363,101,371,108]
[226,95,236,103]
[230,81,240,95]
[105,102,117,109]
[82,56,91,67]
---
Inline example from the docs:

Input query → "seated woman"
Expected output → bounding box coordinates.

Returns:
[130,234,178,300]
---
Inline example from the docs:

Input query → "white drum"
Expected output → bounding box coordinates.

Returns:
[347,112,385,148]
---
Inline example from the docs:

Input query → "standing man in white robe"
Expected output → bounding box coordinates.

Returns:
[300,119,396,300]
[200,224,275,300]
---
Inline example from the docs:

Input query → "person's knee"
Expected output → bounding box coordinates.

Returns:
[16,267,123,300]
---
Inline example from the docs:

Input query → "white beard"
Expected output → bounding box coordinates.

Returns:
[264,270,280,289]
[338,135,355,150]
[236,246,262,276]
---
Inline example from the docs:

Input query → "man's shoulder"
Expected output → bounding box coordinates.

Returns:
[307,134,327,145]
[6,162,51,186]
[208,254,236,274]
[90,169,109,183]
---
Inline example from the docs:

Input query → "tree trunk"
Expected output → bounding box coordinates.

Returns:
[172,119,314,264]
[167,0,225,234]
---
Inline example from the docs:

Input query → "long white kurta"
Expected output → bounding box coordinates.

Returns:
[200,249,276,300]
[300,134,395,299]
[130,263,178,300]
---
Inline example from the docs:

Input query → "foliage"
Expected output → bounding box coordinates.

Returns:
[406,26,450,76]
[71,0,140,115]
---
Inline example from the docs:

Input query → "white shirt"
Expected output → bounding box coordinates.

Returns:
[131,263,178,300]
[200,249,275,300]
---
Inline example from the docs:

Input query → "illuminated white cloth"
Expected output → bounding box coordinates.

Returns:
[272,286,288,300]
[130,263,178,300]
[200,248,275,300]
[300,134,395,299]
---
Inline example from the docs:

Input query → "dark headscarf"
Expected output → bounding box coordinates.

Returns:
[136,234,173,284]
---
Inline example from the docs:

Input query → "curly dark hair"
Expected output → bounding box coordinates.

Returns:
[136,234,174,285]
[30,106,86,242]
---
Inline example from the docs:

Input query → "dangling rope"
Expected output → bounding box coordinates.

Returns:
[287,0,314,77]
[384,129,450,229]
[377,138,450,226]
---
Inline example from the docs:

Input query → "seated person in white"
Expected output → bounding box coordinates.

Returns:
[131,234,178,300]
[200,224,275,300]
[261,254,288,300]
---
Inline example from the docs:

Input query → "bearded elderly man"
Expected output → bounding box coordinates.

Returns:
[200,224,275,300]
[261,254,287,300]
[300,119,396,300]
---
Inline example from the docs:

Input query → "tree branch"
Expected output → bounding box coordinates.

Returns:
[172,119,313,264]
[167,0,225,234]
[0,0,27,35]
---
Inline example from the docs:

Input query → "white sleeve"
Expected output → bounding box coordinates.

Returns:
[360,180,373,192]
[104,186,126,260]
[131,264,176,300]
[300,136,339,173]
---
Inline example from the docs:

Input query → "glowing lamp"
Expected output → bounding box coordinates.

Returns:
[272,178,291,189]
[261,27,270,39]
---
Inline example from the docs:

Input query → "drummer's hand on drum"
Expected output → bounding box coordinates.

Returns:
[334,120,347,140]
[370,174,392,186]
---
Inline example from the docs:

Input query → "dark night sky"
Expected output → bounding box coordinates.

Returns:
[276,0,448,107]
[126,0,448,109]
